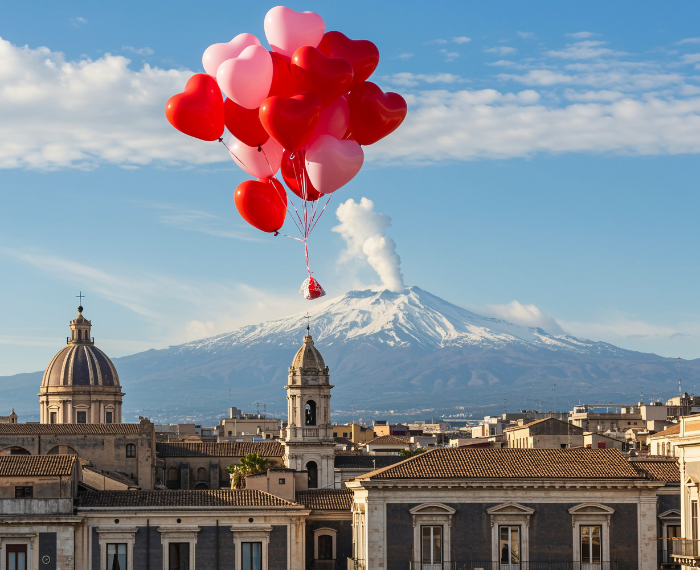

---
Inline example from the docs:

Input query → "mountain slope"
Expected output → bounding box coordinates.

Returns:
[3,287,698,422]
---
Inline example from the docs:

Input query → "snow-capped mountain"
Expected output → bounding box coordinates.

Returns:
[2,287,697,422]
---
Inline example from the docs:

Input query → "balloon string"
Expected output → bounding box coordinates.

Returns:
[277,232,305,243]
[309,193,333,235]
[289,154,309,239]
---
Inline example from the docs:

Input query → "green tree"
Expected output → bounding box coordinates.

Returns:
[398,448,427,457]
[226,452,271,488]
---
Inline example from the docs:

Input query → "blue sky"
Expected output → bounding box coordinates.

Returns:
[2,1,700,376]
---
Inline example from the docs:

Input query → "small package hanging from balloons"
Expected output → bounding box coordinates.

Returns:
[164,5,408,299]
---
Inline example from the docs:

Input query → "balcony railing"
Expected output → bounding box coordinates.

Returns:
[671,539,700,558]
[408,562,619,570]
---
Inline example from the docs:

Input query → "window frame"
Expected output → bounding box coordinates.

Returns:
[105,411,113,424]
[96,526,137,570]
[568,503,614,565]
[76,410,87,424]
[125,444,136,458]
[157,525,199,570]
[499,525,521,565]
[409,503,455,567]
[14,486,33,498]
[488,503,533,565]
[313,527,337,561]
[230,525,271,570]
[580,525,602,564]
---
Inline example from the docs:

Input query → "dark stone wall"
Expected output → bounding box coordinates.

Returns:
[657,491,681,564]
[91,528,100,570]
[132,523,162,570]
[386,501,641,570]
[304,518,353,570]
[270,525,289,569]
[39,532,57,570]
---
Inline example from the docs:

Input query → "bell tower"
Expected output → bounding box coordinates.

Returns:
[283,329,335,489]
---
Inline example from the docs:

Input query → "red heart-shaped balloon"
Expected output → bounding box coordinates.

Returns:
[348,81,407,146]
[259,93,322,151]
[165,74,224,141]
[291,46,354,107]
[268,51,295,98]
[224,99,269,147]
[317,31,380,90]
[234,178,287,233]
[281,150,323,201]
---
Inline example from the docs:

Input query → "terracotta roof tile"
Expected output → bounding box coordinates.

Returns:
[0,423,141,434]
[366,435,410,445]
[359,448,643,480]
[156,442,284,458]
[76,489,298,508]
[649,424,681,439]
[629,458,680,482]
[0,454,76,477]
[296,489,353,510]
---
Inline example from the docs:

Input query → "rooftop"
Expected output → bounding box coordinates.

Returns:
[296,489,353,511]
[649,424,681,439]
[358,448,645,480]
[629,458,680,482]
[156,441,284,458]
[334,455,406,469]
[76,489,298,508]
[0,454,76,477]
[0,423,142,434]
[366,435,410,446]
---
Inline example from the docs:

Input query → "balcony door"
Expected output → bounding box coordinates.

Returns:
[421,526,443,570]
[499,526,521,570]
[580,525,602,570]
[6,545,27,570]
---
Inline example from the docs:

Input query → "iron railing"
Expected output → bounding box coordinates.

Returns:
[408,562,619,570]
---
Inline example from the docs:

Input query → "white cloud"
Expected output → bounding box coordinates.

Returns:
[142,202,262,242]
[426,39,448,45]
[564,89,624,102]
[1,247,308,345]
[70,17,88,27]
[502,67,685,90]
[0,37,218,170]
[382,72,463,88]
[487,301,565,335]
[453,37,471,44]
[485,46,517,56]
[122,46,154,56]
[486,60,518,67]
[332,198,404,293]
[677,37,700,45]
[566,31,595,39]
[501,70,573,85]
[547,40,625,60]
[368,89,700,162]
[517,32,535,40]
[440,49,460,62]
[396,53,414,60]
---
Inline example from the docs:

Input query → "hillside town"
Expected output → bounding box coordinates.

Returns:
[0,306,697,569]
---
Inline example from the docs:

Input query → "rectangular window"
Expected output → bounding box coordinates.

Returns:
[499,525,521,566]
[6,544,27,570]
[168,543,190,570]
[693,502,698,541]
[421,526,442,565]
[106,411,113,424]
[77,411,87,423]
[107,543,127,570]
[14,486,33,498]
[581,525,601,564]
[242,542,262,570]
[50,411,57,424]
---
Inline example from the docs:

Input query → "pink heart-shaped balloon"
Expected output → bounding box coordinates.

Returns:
[312,96,350,141]
[202,33,261,77]
[227,134,283,180]
[217,45,272,110]
[264,6,325,58]
[305,134,364,194]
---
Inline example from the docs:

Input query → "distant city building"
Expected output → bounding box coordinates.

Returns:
[506,417,584,449]
[332,422,375,444]
[220,406,280,440]
[0,408,17,424]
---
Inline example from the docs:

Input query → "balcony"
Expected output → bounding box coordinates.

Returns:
[671,539,700,565]
[408,562,618,570]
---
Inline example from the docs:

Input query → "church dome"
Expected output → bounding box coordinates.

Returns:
[41,307,119,388]
[291,334,326,370]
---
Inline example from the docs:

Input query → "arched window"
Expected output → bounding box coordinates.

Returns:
[78,329,82,340]
[168,468,178,481]
[126,444,136,458]
[197,467,207,480]
[305,400,317,426]
[307,461,318,489]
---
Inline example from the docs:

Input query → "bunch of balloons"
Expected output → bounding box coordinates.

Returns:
[165,6,407,299]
